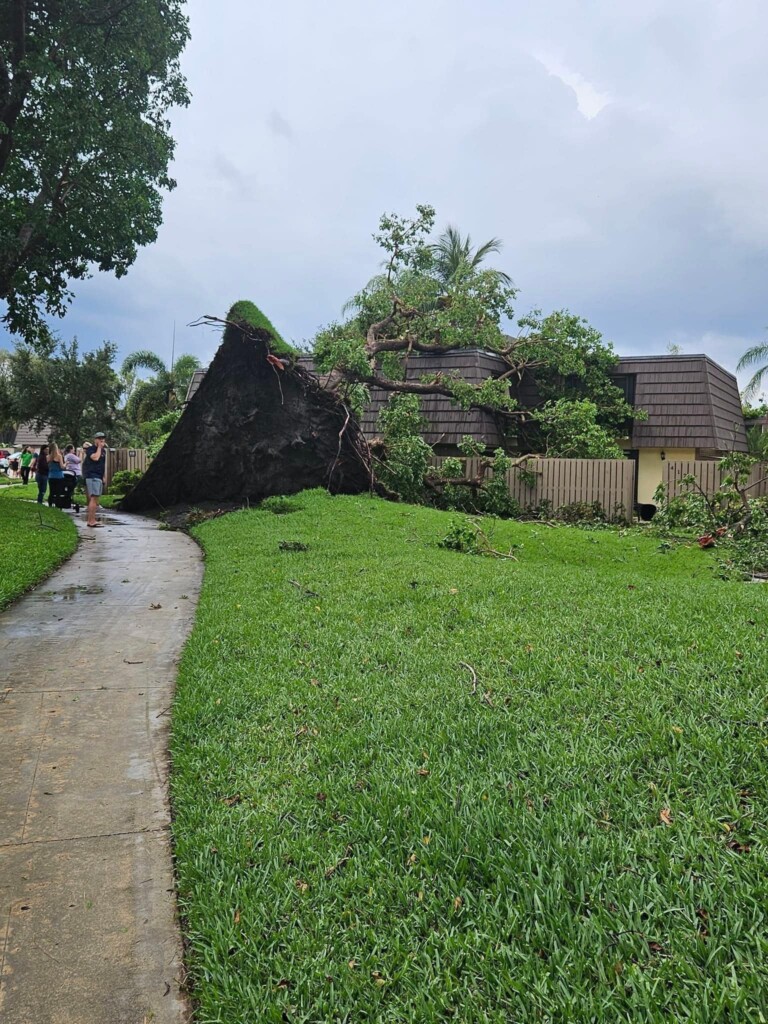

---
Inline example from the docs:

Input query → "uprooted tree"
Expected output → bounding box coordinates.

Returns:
[120,301,373,511]
[122,208,642,513]
[311,205,641,506]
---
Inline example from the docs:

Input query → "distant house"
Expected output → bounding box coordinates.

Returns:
[185,350,747,505]
[1,423,51,450]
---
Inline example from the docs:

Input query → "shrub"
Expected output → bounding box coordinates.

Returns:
[438,516,484,553]
[109,469,143,495]
[533,399,626,459]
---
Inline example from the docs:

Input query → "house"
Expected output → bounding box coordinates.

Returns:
[185,350,747,506]
[359,349,514,454]
[612,355,747,504]
[1,422,51,450]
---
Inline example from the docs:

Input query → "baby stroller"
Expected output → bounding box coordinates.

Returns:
[50,471,81,513]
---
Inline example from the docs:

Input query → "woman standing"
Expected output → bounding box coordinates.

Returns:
[63,444,82,481]
[20,446,34,485]
[33,445,49,504]
[47,443,65,506]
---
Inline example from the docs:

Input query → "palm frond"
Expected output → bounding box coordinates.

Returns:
[737,339,768,400]
[470,237,504,267]
[736,341,768,371]
[121,349,168,377]
[125,378,168,424]
[742,369,768,401]
[429,225,512,286]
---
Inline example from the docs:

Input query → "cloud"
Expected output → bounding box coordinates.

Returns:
[533,52,612,119]
[3,0,768,391]
[267,109,294,140]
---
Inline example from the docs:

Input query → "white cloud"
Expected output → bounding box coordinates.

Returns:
[533,52,612,119]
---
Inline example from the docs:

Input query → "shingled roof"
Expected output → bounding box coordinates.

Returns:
[185,350,747,456]
[358,349,510,450]
[613,355,747,451]
[3,423,51,448]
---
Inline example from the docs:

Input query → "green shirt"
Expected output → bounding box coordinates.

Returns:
[20,452,34,467]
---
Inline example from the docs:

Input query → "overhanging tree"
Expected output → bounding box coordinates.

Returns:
[0,1,190,339]
[313,206,639,483]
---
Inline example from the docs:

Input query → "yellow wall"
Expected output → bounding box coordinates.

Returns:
[633,448,696,504]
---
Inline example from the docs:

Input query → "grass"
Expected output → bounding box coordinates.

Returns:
[0,483,78,609]
[172,490,768,1023]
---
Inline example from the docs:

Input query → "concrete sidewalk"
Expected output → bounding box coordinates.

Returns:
[0,511,203,1023]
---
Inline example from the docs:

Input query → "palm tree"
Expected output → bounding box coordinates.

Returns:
[344,226,513,322]
[737,338,768,400]
[429,225,513,287]
[121,350,201,424]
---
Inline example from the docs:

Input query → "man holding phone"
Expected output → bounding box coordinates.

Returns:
[84,432,108,527]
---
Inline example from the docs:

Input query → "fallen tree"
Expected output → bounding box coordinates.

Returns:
[121,301,372,512]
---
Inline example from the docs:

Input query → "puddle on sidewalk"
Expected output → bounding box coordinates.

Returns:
[38,585,106,602]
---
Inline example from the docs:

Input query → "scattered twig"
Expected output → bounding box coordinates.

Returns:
[325,844,353,879]
[289,579,319,598]
[36,508,58,530]
[460,661,478,695]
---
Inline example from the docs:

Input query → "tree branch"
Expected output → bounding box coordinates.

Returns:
[349,371,526,418]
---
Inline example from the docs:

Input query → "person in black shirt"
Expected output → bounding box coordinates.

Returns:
[32,445,49,504]
[84,432,107,527]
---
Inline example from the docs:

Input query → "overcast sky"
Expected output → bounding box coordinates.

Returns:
[5,0,768,389]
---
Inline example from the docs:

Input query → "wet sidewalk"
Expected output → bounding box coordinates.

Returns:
[0,511,203,1023]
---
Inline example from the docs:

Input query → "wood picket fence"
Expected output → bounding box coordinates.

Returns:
[430,456,636,521]
[663,460,768,500]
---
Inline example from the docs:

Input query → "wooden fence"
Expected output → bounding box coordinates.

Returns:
[430,456,636,521]
[105,448,149,487]
[664,460,768,500]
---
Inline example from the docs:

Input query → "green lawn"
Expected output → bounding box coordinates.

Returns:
[172,490,767,1023]
[0,484,78,609]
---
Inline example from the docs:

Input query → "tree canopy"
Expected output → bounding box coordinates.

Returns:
[6,336,121,445]
[313,206,637,437]
[0,0,190,340]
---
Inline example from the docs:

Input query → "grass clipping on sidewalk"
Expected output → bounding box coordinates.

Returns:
[172,489,767,1022]
[0,484,78,609]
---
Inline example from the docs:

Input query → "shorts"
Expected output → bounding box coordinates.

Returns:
[85,478,104,497]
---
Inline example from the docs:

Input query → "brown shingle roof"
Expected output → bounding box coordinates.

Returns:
[359,349,510,449]
[614,355,747,451]
[6,423,51,447]
[185,351,747,455]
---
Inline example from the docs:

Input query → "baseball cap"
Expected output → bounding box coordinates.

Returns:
[94,432,106,438]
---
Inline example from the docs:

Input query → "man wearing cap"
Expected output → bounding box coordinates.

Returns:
[84,432,108,527]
